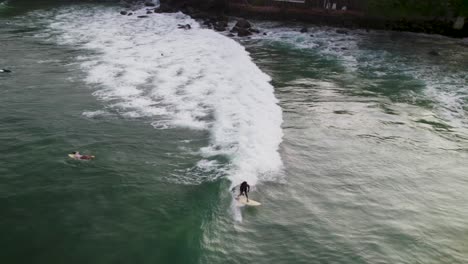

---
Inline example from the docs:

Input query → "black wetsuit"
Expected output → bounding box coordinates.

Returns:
[239,181,250,200]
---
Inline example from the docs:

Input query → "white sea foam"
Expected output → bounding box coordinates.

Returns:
[44,6,283,188]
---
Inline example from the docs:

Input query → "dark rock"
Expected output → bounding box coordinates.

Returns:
[310,34,314,37]
[300,27,308,33]
[178,24,191,30]
[237,27,252,37]
[235,18,251,29]
[214,25,226,32]
[228,33,235,37]
[145,2,156,7]
[341,47,348,50]
[127,12,133,16]
[138,15,149,18]
[191,12,209,20]
[147,10,152,14]
[120,11,128,15]
[336,29,349,34]
[216,21,228,28]
[154,3,176,13]
[214,22,226,32]
[217,15,229,23]
[428,50,440,56]
[230,26,239,33]
[263,32,267,35]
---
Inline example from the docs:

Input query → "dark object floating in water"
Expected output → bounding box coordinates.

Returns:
[138,15,149,18]
[120,11,127,15]
[178,24,191,30]
[69,152,95,160]
[0,69,11,73]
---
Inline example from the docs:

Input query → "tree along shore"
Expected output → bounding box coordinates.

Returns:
[157,0,467,38]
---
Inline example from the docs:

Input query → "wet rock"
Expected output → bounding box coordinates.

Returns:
[138,15,149,18]
[120,11,128,15]
[428,50,440,56]
[127,12,133,16]
[214,22,226,32]
[237,27,252,37]
[178,24,192,30]
[228,33,235,37]
[235,18,251,29]
[300,27,308,33]
[218,21,228,28]
[154,3,176,13]
[263,32,267,35]
[336,29,349,34]
[145,2,156,7]
[146,10,152,14]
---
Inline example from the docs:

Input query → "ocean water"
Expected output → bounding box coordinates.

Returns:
[1,2,467,264]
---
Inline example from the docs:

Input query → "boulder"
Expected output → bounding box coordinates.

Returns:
[127,12,133,16]
[120,11,128,15]
[154,3,176,13]
[146,10,152,14]
[214,22,226,32]
[217,21,228,28]
[300,27,308,33]
[235,18,251,29]
[228,33,235,37]
[237,27,252,37]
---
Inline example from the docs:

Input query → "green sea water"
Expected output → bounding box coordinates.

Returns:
[1,1,468,264]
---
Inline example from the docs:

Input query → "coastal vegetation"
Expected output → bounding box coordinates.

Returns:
[367,0,468,18]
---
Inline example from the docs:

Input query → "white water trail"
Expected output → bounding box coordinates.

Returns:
[42,6,283,213]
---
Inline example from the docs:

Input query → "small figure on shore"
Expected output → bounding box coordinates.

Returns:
[237,181,250,202]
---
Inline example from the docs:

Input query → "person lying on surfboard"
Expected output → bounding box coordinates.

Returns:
[237,181,250,202]
[71,151,95,160]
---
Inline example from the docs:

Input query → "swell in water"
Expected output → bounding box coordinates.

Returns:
[37,6,283,194]
[250,24,468,140]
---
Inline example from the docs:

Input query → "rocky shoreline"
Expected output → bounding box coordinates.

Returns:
[119,0,467,39]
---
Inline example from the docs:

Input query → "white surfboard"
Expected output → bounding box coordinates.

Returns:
[68,153,95,160]
[236,196,261,206]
